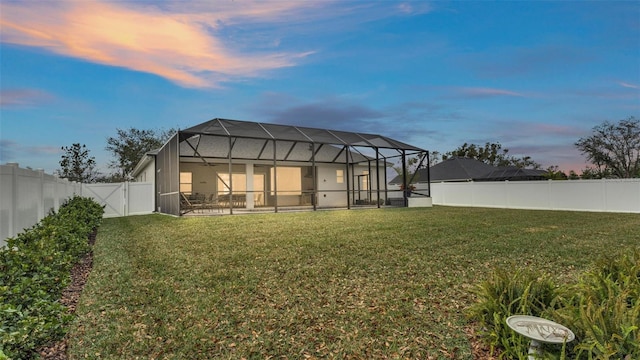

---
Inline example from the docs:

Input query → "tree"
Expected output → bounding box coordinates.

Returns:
[391,151,429,182]
[58,143,98,183]
[579,166,613,180]
[568,170,580,180]
[543,166,567,180]
[106,127,175,180]
[575,117,640,178]
[442,142,541,169]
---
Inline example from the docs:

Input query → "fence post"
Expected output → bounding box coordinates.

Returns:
[124,182,129,217]
[38,169,45,221]
[10,163,18,241]
[602,179,608,212]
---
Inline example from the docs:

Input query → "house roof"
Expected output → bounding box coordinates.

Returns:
[178,118,426,164]
[479,167,547,181]
[429,157,497,182]
[389,157,547,184]
[181,118,425,151]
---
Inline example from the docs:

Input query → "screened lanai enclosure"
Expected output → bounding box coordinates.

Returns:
[154,118,430,215]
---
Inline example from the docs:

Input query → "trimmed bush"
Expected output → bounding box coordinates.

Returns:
[0,196,103,359]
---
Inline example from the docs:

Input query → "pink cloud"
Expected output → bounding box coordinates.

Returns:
[0,1,318,88]
[0,88,54,109]
[528,123,585,137]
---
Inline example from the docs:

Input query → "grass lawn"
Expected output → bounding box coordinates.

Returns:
[67,206,640,359]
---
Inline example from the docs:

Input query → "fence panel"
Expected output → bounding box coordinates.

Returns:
[1,163,82,247]
[127,182,155,215]
[428,179,640,213]
[1,163,155,247]
[82,182,154,218]
[82,183,126,217]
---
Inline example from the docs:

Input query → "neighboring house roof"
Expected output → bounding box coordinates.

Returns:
[479,166,547,181]
[389,157,547,184]
[428,157,497,182]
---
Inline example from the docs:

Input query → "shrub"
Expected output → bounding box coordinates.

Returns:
[470,250,640,360]
[0,196,103,359]
[553,250,640,359]
[468,266,561,358]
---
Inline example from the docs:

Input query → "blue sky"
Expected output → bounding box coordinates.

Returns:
[1,1,638,174]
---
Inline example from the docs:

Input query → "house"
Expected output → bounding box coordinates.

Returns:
[133,118,429,215]
[389,157,547,184]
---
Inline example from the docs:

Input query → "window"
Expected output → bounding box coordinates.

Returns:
[336,169,344,184]
[217,173,246,195]
[180,172,192,195]
[270,167,302,195]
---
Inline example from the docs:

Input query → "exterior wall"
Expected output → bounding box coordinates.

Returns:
[424,179,640,213]
[316,163,387,207]
[156,134,180,215]
[1,163,82,246]
[175,160,386,208]
[134,157,155,183]
[317,164,349,207]
[179,162,221,195]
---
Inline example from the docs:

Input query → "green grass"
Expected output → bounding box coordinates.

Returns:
[66,207,640,359]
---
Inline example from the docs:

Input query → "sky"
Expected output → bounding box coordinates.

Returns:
[1,0,639,175]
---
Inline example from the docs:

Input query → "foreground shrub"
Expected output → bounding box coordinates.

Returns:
[470,250,640,359]
[468,266,561,358]
[0,196,103,359]
[553,250,640,359]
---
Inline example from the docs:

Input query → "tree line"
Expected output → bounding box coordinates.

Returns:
[58,116,640,183]
[58,128,175,183]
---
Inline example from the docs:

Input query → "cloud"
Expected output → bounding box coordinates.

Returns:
[619,81,640,89]
[251,93,447,148]
[396,2,432,15]
[450,87,525,99]
[0,139,61,164]
[260,99,386,133]
[0,88,54,109]
[460,45,595,79]
[0,1,319,88]
[0,0,430,88]
[1,1,433,89]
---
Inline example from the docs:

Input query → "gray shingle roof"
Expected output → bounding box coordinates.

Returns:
[389,157,547,184]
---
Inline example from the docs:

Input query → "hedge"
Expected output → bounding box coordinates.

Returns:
[0,196,104,359]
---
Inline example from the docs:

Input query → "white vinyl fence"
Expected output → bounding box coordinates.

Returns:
[427,179,640,213]
[1,163,154,247]
[1,163,82,246]
[82,182,154,218]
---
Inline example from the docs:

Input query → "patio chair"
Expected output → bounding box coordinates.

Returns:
[180,192,197,214]
[201,193,222,213]
[217,194,231,209]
